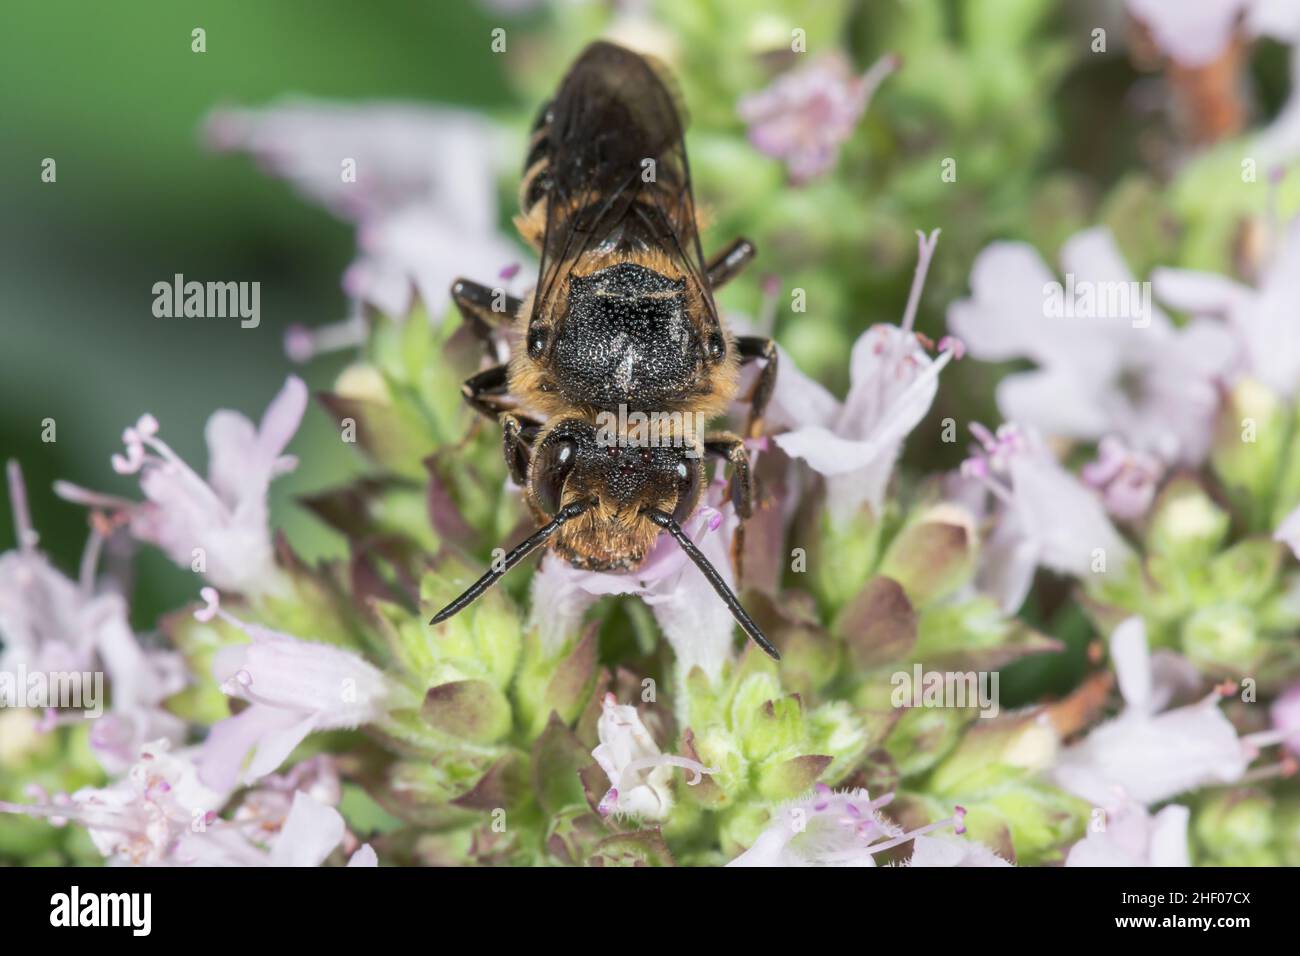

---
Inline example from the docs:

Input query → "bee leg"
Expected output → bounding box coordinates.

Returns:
[704,434,754,519]
[500,412,542,485]
[734,335,779,437]
[705,237,757,290]
[461,364,515,422]
[706,433,758,585]
[452,278,523,361]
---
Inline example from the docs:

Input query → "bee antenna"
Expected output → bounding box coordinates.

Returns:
[642,509,781,661]
[429,499,594,626]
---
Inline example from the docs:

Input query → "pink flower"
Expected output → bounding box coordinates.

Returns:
[268,791,375,868]
[592,694,712,821]
[0,740,230,866]
[907,835,1012,868]
[85,597,187,774]
[0,742,374,866]
[1081,436,1164,522]
[231,755,342,830]
[961,423,1134,613]
[0,472,100,677]
[1,462,185,772]
[727,786,977,867]
[1153,216,1300,400]
[195,591,405,791]
[206,100,522,321]
[949,228,1234,465]
[774,229,960,521]
[1051,618,1249,806]
[57,377,307,598]
[738,52,897,184]
[1066,799,1191,867]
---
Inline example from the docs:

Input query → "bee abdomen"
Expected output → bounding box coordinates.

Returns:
[519,101,554,224]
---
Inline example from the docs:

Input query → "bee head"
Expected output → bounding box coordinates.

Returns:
[528,416,704,526]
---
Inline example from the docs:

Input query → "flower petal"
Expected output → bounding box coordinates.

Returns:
[1053,704,1247,806]
[1124,0,1247,68]
[1110,617,1154,715]
[946,241,1060,363]
[1148,804,1192,867]
[198,704,308,791]
[269,791,346,867]
[1006,442,1133,579]
[908,835,1012,867]
[347,844,379,867]
[1151,266,1252,319]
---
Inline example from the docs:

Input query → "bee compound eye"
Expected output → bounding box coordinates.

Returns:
[672,459,703,524]
[527,325,548,359]
[707,330,726,362]
[534,437,577,515]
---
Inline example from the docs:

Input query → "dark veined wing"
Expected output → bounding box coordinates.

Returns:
[531,42,715,327]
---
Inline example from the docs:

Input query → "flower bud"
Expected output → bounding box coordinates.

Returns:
[811,505,883,611]
[981,783,1088,864]
[1207,537,1284,606]
[1211,378,1288,510]
[0,709,52,768]
[878,503,978,606]
[686,726,746,805]
[1181,604,1262,672]
[757,754,833,802]
[805,701,871,781]
[927,714,1059,794]
[422,679,512,745]
[884,707,969,778]
[736,688,803,762]
[776,622,842,697]
[1145,477,1229,566]
[832,576,916,670]
[1194,790,1279,866]
[419,568,522,691]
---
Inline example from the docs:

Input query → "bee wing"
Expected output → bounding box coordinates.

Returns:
[532,42,715,325]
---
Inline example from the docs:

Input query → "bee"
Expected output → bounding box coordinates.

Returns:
[431,41,780,660]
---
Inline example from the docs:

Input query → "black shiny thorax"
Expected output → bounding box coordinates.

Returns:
[549,262,705,412]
